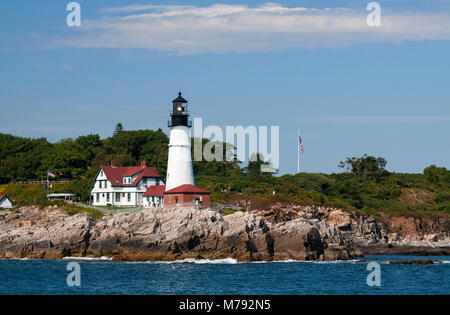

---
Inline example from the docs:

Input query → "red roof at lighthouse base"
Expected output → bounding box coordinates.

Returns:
[164,184,210,194]
[143,185,166,197]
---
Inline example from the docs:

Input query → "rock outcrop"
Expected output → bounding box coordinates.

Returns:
[0,206,358,261]
[253,203,450,256]
[0,205,448,261]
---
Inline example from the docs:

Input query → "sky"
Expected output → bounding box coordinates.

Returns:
[1,0,449,175]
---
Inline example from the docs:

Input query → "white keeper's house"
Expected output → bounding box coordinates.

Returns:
[90,160,165,208]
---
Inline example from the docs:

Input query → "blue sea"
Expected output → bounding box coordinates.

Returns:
[0,255,448,294]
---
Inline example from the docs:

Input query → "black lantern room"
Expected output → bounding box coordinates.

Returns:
[169,92,191,127]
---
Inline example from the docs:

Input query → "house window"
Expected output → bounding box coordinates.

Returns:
[106,193,110,202]
[175,196,179,204]
[100,169,104,177]
[127,193,131,202]
[96,193,99,202]
[115,193,120,202]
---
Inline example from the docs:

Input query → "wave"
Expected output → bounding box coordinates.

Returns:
[141,258,239,264]
[62,256,113,261]
[169,258,238,264]
[248,259,362,264]
[122,258,238,264]
[133,258,361,264]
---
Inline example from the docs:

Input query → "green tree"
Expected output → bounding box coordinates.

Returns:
[338,154,387,180]
[424,165,447,187]
[113,123,123,137]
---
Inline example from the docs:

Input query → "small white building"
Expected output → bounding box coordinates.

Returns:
[90,160,164,208]
[143,185,165,208]
[0,194,13,208]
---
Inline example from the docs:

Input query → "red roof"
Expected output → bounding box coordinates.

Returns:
[164,184,210,194]
[0,194,5,201]
[143,185,166,197]
[102,165,161,187]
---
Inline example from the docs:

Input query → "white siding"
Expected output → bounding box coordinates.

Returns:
[143,196,164,208]
[166,126,194,191]
[0,197,13,208]
[90,167,163,207]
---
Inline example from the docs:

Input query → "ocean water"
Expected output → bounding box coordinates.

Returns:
[0,255,448,294]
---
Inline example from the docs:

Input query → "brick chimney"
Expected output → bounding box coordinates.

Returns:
[141,160,147,167]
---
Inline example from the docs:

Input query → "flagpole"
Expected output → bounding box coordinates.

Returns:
[297,129,300,174]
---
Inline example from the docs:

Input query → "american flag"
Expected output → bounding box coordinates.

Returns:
[47,170,56,178]
[299,136,304,153]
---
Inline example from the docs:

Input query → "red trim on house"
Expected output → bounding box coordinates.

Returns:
[143,185,166,197]
[0,194,6,202]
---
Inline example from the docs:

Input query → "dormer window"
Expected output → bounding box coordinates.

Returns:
[123,177,132,184]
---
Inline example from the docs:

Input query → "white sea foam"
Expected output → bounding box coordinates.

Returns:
[124,258,238,264]
[159,258,238,264]
[249,259,360,264]
[62,256,113,261]
[128,258,365,264]
[175,258,238,264]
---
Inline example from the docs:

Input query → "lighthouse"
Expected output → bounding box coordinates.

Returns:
[165,92,195,191]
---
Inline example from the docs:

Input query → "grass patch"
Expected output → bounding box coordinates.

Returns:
[62,203,103,221]
[220,208,244,216]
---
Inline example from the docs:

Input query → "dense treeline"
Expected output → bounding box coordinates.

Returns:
[0,127,449,216]
[0,127,169,183]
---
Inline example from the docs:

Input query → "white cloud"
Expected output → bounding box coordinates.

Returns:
[100,5,197,14]
[320,115,450,123]
[55,3,450,55]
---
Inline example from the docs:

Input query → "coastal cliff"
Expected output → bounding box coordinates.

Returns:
[0,205,448,261]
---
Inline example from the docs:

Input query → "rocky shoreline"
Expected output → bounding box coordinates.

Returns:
[0,205,448,261]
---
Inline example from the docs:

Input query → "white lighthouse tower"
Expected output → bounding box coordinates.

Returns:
[165,92,195,191]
